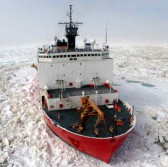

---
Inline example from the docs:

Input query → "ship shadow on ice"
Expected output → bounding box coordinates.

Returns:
[108,78,168,165]
[109,109,159,165]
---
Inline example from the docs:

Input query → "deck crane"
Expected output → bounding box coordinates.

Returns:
[80,96,106,128]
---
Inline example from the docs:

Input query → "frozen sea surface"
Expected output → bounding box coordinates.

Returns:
[0,44,168,167]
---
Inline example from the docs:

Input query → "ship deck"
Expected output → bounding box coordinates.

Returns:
[47,85,115,99]
[44,99,133,138]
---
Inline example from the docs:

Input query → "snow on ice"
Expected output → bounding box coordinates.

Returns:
[0,44,168,167]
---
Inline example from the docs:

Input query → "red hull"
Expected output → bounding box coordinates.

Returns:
[44,111,134,163]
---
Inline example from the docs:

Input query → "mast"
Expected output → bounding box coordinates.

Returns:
[59,5,83,50]
[69,4,72,24]
[105,21,107,45]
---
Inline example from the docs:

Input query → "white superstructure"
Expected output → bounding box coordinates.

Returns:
[38,49,113,89]
[37,5,118,111]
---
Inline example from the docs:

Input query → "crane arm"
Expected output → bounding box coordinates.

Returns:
[80,96,104,118]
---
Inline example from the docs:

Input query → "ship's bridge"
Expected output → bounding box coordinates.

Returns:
[37,48,110,63]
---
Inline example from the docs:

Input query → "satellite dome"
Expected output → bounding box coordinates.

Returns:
[52,36,57,46]
[52,40,56,46]
[83,39,87,43]
[91,39,96,44]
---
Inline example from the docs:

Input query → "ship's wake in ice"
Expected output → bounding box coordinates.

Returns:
[0,44,168,167]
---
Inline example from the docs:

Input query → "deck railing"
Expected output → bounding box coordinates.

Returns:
[38,48,108,54]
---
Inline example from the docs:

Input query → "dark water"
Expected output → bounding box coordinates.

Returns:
[126,80,155,87]
[113,83,121,86]
[142,82,155,87]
